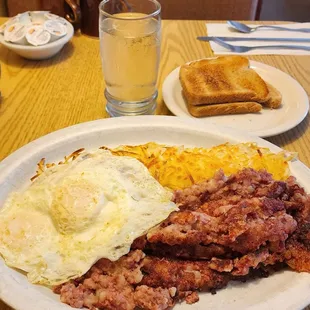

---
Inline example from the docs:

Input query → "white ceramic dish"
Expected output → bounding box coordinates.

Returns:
[0,21,74,60]
[162,60,309,137]
[1,116,310,310]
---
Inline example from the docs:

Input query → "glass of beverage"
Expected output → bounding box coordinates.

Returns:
[99,0,161,117]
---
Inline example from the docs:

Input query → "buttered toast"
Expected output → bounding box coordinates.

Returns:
[180,56,269,105]
[185,100,262,117]
[263,82,282,109]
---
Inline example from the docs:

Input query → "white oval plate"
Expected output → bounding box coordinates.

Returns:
[162,60,309,138]
[1,116,310,310]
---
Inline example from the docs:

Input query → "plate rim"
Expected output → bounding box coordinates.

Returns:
[0,115,282,172]
[162,59,309,138]
[1,116,310,310]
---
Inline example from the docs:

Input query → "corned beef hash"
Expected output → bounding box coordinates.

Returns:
[1,142,310,310]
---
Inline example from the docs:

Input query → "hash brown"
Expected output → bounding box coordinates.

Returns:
[104,142,295,190]
[33,143,295,191]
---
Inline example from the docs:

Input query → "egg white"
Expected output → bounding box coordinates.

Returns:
[0,149,178,285]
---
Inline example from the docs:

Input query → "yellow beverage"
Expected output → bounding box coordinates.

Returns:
[100,13,161,102]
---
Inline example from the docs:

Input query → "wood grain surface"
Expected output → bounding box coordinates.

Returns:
[1,18,310,310]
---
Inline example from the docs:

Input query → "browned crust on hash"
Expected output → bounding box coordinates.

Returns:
[30,148,85,181]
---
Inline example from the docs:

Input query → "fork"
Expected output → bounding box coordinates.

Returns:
[212,37,310,53]
[227,21,310,34]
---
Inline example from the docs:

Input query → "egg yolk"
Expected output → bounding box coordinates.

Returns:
[50,178,104,234]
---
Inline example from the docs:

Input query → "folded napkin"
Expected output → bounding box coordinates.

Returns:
[206,22,310,55]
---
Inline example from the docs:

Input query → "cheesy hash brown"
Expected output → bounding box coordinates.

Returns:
[102,142,295,190]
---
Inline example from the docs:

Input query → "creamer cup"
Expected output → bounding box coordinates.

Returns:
[44,13,68,25]
[17,12,32,25]
[0,12,31,35]
[4,23,27,44]
[26,25,51,46]
[30,11,50,25]
[44,20,67,42]
[9,26,28,45]
[30,22,45,27]
[0,16,19,34]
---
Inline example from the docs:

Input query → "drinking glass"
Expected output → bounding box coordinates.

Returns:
[99,0,161,117]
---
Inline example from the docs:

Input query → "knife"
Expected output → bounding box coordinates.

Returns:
[197,36,310,43]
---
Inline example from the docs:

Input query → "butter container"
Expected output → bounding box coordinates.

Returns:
[44,20,67,42]
[26,25,51,46]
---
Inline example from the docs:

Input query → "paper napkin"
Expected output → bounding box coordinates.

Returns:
[206,22,310,55]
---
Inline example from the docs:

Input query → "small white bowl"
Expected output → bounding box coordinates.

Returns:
[0,21,74,60]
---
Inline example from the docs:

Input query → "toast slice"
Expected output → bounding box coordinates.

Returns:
[261,82,282,109]
[180,56,269,106]
[184,98,262,118]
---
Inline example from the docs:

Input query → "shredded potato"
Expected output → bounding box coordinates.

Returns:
[32,143,295,190]
[103,142,296,190]
[31,148,85,181]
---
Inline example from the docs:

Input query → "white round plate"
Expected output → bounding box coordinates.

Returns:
[1,116,310,310]
[162,60,309,137]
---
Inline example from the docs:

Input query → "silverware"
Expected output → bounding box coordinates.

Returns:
[197,36,310,43]
[227,21,310,33]
[212,37,310,53]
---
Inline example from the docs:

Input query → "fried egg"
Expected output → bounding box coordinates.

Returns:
[0,149,178,286]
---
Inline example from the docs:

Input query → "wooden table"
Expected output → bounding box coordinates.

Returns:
[0,18,310,310]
